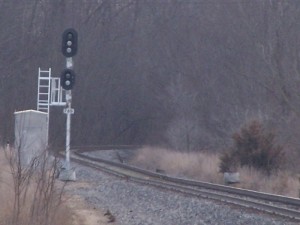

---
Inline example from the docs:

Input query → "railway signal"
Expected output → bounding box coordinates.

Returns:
[62,28,78,57]
[59,28,78,181]
[60,69,75,90]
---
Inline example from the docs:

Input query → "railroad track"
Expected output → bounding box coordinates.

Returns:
[59,146,300,221]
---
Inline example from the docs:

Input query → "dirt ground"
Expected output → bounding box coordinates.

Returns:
[64,181,116,225]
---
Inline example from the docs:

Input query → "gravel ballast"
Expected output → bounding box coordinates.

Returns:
[65,153,298,225]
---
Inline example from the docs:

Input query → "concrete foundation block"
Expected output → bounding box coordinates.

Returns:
[224,172,240,184]
[59,168,76,181]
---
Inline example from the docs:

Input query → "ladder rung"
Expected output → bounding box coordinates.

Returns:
[39,75,50,77]
[39,85,49,87]
[38,103,49,106]
[38,100,49,103]
[39,93,49,95]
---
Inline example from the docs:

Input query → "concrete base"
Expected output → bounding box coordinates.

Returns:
[59,168,76,181]
[224,172,240,184]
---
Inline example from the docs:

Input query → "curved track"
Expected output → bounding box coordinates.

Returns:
[59,146,300,221]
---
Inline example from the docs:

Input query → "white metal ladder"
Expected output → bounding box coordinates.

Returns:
[37,68,51,113]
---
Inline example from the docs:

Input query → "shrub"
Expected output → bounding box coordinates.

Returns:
[219,149,238,173]
[219,120,285,175]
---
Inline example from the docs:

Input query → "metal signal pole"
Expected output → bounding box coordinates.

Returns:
[65,58,73,171]
[60,59,76,181]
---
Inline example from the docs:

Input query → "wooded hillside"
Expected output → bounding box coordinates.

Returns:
[1,0,300,155]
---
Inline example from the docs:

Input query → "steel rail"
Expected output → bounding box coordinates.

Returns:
[69,151,300,221]
[71,145,141,152]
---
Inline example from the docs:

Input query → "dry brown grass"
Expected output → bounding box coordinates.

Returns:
[131,146,300,197]
[237,167,299,197]
[131,146,222,183]
[0,150,16,223]
[0,148,74,225]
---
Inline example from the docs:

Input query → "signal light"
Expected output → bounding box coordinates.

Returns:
[62,28,78,57]
[61,69,75,90]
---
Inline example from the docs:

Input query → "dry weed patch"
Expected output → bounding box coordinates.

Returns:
[132,147,299,197]
[131,146,222,183]
[238,167,299,197]
[0,148,74,225]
